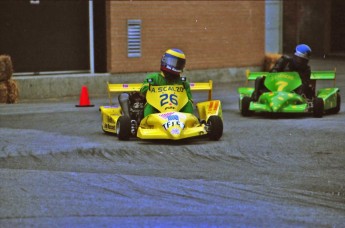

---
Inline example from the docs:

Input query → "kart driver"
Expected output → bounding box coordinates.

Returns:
[251,44,315,101]
[140,48,194,117]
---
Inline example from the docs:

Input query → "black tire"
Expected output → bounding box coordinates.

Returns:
[329,92,341,114]
[116,116,131,140]
[207,115,223,141]
[313,97,324,118]
[241,96,253,117]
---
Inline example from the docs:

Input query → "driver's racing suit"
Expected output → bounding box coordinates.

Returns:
[140,72,194,117]
[252,55,315,101]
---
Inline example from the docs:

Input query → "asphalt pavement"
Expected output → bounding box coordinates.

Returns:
[1,57,345,227]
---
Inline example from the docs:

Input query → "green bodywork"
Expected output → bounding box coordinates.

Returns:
[317,88,340,110]
[238,71,340,114]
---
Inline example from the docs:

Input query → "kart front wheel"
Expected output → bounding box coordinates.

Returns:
[116,116,131,140]
[207,116,223,141]
[241,96,253,117]
[313,98,324,118]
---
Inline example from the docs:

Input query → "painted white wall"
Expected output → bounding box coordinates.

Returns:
[265,0,283,53]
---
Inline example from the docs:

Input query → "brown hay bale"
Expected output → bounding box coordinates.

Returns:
[0,81,8,103]
[264,53,282,71]
[0,55,13,82]
[0,79,19,104]
[7,79,19,103]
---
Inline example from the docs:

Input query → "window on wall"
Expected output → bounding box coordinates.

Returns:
[127,19,142,58]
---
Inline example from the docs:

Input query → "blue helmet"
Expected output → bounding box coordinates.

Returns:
[161,48,186,76]
[294,44,312,60]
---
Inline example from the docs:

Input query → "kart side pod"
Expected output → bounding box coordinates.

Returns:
[196,100,223,121]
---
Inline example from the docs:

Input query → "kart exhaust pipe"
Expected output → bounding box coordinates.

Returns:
[118,93,130,117]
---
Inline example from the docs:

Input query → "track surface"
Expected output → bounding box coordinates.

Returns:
[1,59,345,227]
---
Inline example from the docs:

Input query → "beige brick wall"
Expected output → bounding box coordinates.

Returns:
[106,1,265,73]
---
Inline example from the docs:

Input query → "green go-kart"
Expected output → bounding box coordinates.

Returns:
[238,71,341,118]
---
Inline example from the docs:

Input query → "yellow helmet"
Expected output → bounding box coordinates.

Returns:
[161,49,186,76]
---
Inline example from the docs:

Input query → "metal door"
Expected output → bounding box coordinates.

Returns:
[0,0,89,73]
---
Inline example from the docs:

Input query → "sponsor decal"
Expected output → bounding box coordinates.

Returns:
[178,113,187,120]
[207,101,219,113]
[123,84,129,88]
[159,112,186,120]
[274,74,295,81]
[167,114,179,121]
[159,112,175,119]
[171,128,181,135]
[105,124,115,130]
[162,120,185,130]
[150,86,184,93]
[166,65,181,73]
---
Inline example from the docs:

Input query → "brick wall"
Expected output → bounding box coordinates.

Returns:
[106,1,265,73]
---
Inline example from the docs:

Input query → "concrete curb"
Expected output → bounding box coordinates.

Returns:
[14,66,261,100]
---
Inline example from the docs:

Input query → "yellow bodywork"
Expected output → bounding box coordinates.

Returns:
[99,80,222,140]
[196,100,223,121]
[99,105,122,134]
[137,112,207,140]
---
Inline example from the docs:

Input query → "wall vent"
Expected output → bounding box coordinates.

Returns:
[127,19,142,58]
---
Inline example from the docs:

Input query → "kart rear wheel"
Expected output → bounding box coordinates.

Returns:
[241,96,253,117]
[313,97,324,118]
[116,116,131,140]
[207,115,223,141]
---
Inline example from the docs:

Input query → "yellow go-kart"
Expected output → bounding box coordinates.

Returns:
[99,81,223,141]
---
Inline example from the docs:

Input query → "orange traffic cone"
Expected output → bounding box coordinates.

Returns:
[75,85,94,107]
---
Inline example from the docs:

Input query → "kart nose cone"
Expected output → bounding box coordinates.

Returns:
[169,127,182,139]
[272,106,279,112]
[171,134,180,140]
[269,96,286,112]
[269,102,280,112]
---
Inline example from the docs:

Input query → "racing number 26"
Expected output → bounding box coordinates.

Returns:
[160,94,178,106]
